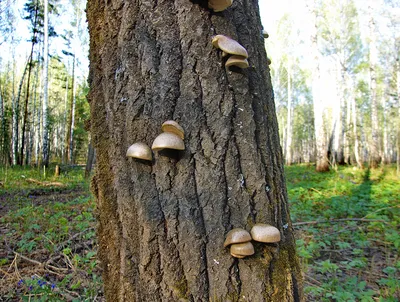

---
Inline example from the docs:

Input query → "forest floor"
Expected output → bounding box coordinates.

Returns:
[0,164,399,301]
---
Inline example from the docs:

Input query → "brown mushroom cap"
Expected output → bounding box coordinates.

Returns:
[161,120,185,140]
[230,242,254,257]
[225,55,249,69]
[126,142,153,161]
[224,228,252,247]
[151,132,185,151]
[212,35,248,58]
[250,223,281,243]
[208,0,233,12]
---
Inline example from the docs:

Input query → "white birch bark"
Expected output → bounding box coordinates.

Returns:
[41,0,49,166]
[285,59,293,165]
[368,2,380,168]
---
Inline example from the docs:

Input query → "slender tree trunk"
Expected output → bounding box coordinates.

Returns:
[65,54,76,164]
[351,91,363,169]
[286,60,293,165]
[20,4,39,166]
[397,58,400,176]
[12,60,29,166]
[368,4,380,168]
[344,79,351,164]
[311,2,329,172]
[20,53,34,165]
[42,0,49,167]
[0,78,4,162]
[62,71,69,164]
[382,96,388,164]
[85,140,95,178]
[87,1,303,301]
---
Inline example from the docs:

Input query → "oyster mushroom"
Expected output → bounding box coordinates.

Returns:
[208,0,233,12]
[151,132,185,151]
[126,142,153,161]
[230,241,255,258]
[250,223,281,243]
[161,120,185,140]
[225,55,249,69]
[212,35,248,58]
[223,228,252,247]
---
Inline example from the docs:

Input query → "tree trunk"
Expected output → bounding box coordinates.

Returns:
[65,54,76,164]
[397,58,400,176]
[311,2,329,172]
[87,1,303,301]
[286,60,293,166]
[351,89,363,169]
[12,60,29,166]
[42,0,49,167]
[368,4,380,168]
[20,3,39,166]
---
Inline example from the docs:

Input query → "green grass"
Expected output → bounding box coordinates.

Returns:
[0,165,100,301]
[1,164,399,301]
[286,164,400,301]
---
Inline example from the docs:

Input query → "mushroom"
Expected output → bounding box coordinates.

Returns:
[151,132,185,151]
[230,242,255,258]
[161,120,185,140]
[126,142,153,161]
[262,30,269,39]
[208,0,233,12]
[250,223,281,243]
[225,55,249,69]
[212,35,248,58]
[223,228,252,247]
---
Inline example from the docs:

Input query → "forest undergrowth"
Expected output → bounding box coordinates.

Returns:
[0,164,399,301]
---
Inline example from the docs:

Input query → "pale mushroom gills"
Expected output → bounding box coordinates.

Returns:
[212,35,249,69]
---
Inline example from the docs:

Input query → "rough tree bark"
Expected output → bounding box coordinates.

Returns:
[87,0,303,301]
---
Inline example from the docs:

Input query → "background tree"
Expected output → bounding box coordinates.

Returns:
[87,0,302,301]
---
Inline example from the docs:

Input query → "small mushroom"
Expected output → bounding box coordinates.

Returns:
[224,228,252,247]
[161,120,185,140]
[225,55,249,69]
[250,223,281,243]
[262,30,269,39]
[151,132,185,151]
[212,35,248,58]
[230,242,255,258]
[208,0,233,12]
[126,142,153,161]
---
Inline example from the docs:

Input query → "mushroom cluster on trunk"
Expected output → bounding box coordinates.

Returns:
[212,35,249,69]
[152,120,185,151]
[224,224,281,259]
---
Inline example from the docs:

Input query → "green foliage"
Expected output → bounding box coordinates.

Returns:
[0,166,100,300]
[288,165,400,301]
